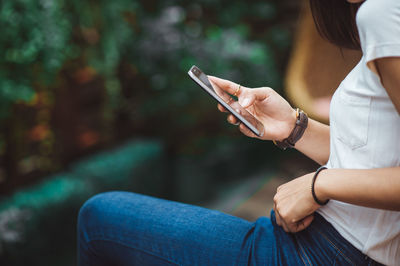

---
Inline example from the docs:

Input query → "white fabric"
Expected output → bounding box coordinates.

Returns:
[317,0,400,265]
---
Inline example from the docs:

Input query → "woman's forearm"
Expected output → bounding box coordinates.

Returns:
[294,118,330,165]
[316,167,400,211]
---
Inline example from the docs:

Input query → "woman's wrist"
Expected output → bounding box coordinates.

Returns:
[286,108,298,139]
[274,108,308,149]
[313,169,330,203]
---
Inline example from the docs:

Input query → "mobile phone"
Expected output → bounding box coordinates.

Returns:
[188,65,264,137]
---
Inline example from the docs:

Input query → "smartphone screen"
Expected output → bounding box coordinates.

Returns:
[188,65,264,137]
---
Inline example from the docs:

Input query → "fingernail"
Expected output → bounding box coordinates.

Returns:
[241,98,250,107]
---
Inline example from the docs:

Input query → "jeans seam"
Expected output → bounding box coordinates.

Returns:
[299,242,312,266]
[88,237,181,266]
[295,235,312,266]
[315,229,355,266]
[333,252,339,266]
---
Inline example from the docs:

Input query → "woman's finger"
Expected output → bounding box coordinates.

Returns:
[217,104,228,113]
[239,123,259,138]
[274,205,289,232]
[227,115,239,125]
[238,94,254,109]
[279,216,290,233]
[208,76,245,96]
[276,213,283,227]
[292,215,315,233]
[238,87,272,108]
[238,87,273,110]
[274,203,282,226]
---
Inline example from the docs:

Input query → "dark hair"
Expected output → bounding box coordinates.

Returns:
[309,0,362,50]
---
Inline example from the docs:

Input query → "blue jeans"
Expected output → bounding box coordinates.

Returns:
[77,191,382,265]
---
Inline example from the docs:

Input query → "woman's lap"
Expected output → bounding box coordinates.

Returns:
[78,191,281,265]
[77,191,377,266]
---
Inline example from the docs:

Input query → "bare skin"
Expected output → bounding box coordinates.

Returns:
[209,55,400,233]
[209,76,330,165]
[347,0,365,3]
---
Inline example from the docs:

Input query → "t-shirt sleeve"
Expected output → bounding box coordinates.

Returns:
[356,0,400,73]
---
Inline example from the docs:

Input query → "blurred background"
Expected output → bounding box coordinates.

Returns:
[0,0,326,265]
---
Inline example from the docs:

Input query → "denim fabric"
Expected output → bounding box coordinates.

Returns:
[77,191,383,266]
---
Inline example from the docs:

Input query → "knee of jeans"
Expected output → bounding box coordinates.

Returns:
[78,191,124,234]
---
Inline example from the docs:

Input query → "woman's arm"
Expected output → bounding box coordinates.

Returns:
[294,118,330,165]
[316,167,400,211]
[274,57,400,233]
[273,167,400,233]
[314,57,400,210]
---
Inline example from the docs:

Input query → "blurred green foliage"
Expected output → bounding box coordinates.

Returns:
[0,0,290,116]
[0,0,298,194]
[0,0,300,264]
[1,0,69,117]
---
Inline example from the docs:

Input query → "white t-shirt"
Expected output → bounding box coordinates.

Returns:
[317,0,400,265]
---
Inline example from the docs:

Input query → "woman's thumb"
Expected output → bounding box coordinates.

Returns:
[294,214,314,232]
[239,95,255,108]
[239,87,269,108]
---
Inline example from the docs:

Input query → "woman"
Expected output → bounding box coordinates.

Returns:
[78,0,400,265]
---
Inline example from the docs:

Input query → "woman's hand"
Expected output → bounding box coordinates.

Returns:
[208,76,296,141]
[273,172,321,233]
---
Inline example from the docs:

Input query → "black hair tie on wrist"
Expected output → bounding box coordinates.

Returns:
[311,166,329,206]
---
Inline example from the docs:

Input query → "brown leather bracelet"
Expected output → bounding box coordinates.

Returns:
[274,108,308,150]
